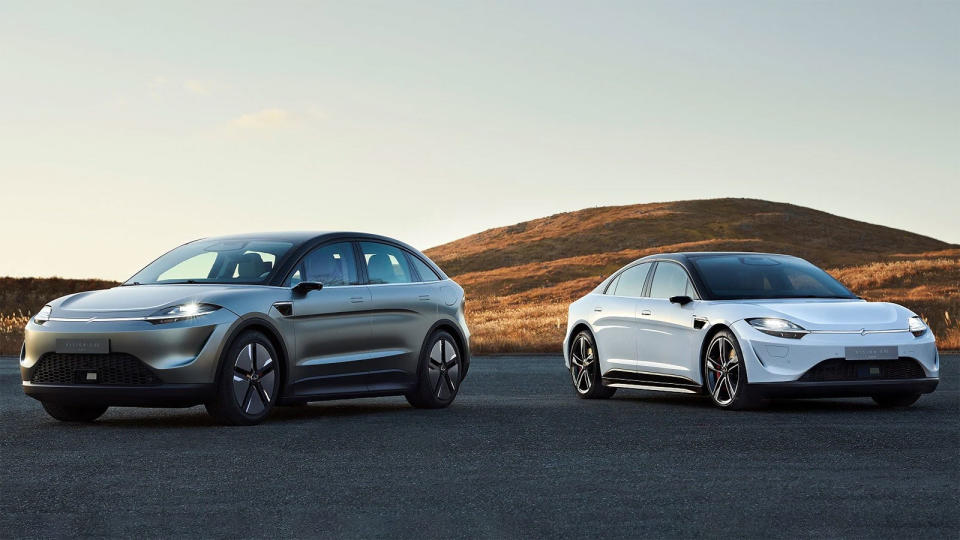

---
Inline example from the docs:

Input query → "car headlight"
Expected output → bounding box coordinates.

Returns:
[747,317,809,339]
[908,316,927,337]
[147,303,220,324]
[34,305,52,324]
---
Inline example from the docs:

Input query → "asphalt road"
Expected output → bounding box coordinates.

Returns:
[1,355,957,539]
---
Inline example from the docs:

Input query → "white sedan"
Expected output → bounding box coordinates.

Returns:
[564,252,939,409]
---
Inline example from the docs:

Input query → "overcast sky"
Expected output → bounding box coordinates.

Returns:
[1,1,957,280]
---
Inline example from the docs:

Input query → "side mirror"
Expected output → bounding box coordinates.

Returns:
[669,295,693,306]
[292,281,323,296]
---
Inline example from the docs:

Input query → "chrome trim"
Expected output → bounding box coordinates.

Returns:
[47,316,147,322]
[46,311,217,323]
[605,383,698,394]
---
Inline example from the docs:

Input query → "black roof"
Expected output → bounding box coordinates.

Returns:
[636,251,800,264]
[201,231,402,245]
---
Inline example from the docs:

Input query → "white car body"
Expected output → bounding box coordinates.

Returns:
[564,253,939,401]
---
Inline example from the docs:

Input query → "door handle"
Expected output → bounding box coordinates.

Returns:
[640,310,652,316]
[594,307,603,312]
[418,294,431,301]
[350,296,365,303]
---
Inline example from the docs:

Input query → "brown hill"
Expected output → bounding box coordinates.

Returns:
[425,198,959,353]
[1,199,957,355]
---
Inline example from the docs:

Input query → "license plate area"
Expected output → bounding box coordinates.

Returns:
[844,346,898,361]
[55,338,110,354]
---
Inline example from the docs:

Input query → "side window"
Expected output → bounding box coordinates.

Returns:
[407,253,442,282]
[296,242,359,286]
[603,274,621,295]
[360,242,414,284]
[613,263,652,297]
[649,262,695,299]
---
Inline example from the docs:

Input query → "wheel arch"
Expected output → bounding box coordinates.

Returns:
[698,323,732,388]
[568,322,594,347]
[566,322,595,368]
[421,319,471,378]
[217,315,291,396]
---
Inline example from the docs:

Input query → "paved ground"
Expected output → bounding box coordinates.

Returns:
[1,355,957,539]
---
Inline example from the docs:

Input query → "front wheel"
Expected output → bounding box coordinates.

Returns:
[406,330,463,409]
[569,331,615,399]
[703,330,761,410]
[872,393,921,408]
[41,402,108,422]
[205,330,280,425]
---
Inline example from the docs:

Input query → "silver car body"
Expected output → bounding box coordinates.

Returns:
[20,232,470,407]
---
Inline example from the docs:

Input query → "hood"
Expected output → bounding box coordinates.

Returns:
[51,285,260,319]
[740,299,909,331]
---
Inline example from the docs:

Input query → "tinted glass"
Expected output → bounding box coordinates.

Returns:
[649,262,695,299]
[689,254,857,300]
[360,242,414,284]
[408,254,441,282]
[126,239,293,285]
[292,242,359,287]
[604,274,621,295]
[612,263,651,297]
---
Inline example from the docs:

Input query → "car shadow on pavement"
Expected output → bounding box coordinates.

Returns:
[86,401,422,428]
[614,391,928,413]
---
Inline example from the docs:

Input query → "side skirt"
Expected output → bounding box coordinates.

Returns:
[602,369,703,394]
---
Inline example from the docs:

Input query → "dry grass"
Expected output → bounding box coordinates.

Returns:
[0,311,30,357]
[463,260,960,354]
[1,200,958,355]
[425,198,958,353]
[0,277,119,355]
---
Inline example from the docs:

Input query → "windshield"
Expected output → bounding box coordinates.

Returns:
[125,239,294,285]
[689,254,857,300]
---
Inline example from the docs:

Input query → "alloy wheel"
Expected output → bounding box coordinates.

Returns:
[705,336,740,406]
[570,334,595,394]
[428,337,460,400]
[232,343,277,415]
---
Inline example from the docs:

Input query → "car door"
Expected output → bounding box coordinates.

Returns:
[359,241,437,392]
[638,261,701,382]
[287,241,373,396]
[592,262,652,378]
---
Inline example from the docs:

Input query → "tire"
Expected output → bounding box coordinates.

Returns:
[406,330,463,409]
[41,401,108,422]
[569,330,615,399]
[205,330,281,425]
[702,330,761,410]
[872,393,921,408]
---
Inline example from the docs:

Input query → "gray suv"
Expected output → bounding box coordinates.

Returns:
[20,232,470,425]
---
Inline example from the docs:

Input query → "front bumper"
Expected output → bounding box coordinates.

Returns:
[732,319,940,395]
[22,382,215,407]
[20,311,237,406]
[750,378,939,399]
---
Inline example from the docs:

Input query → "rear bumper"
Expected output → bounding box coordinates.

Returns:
[751,378,939,399]
[22,382,215,407]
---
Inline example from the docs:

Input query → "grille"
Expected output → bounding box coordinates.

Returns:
[31,353,161,386]
[798,358,925,382]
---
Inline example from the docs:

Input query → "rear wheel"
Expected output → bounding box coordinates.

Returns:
[569,330,615,399]
[41,402,108,422]
[205,331,280,425]
[703,330,761,410]
[406,330,462,409]
[872,393,921,408]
